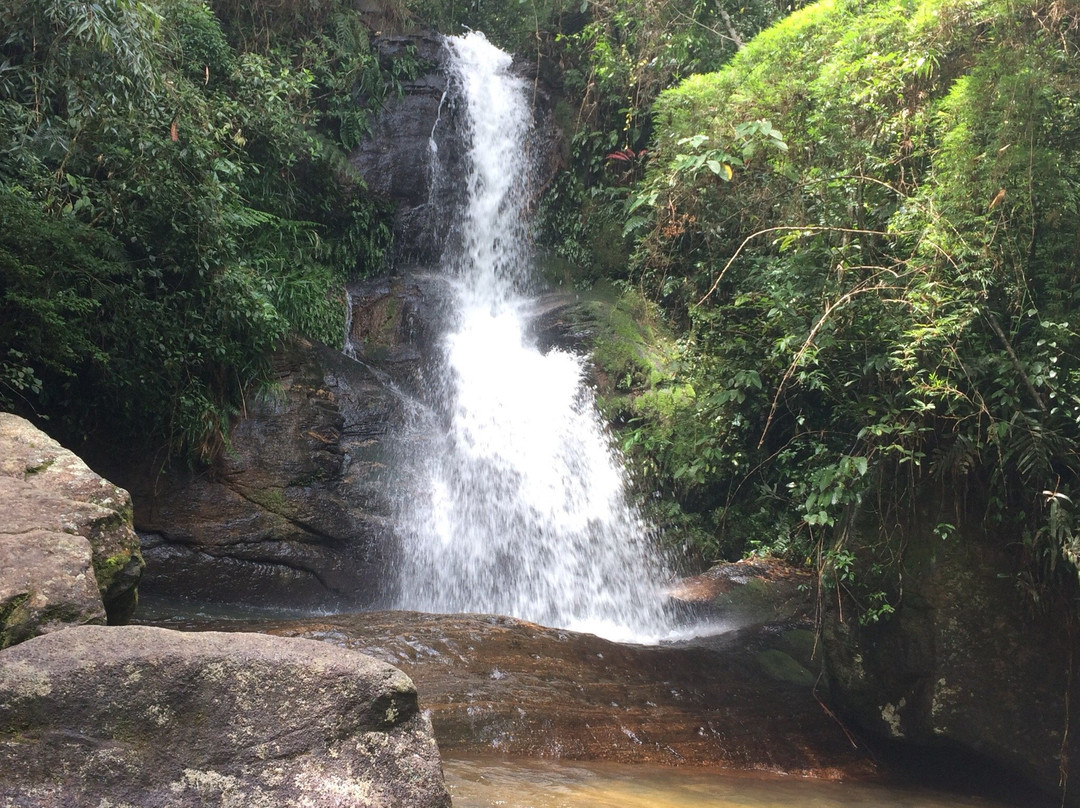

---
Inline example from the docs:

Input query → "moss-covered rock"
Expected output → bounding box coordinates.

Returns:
[821,498,1080,806]
[756,648,815,686]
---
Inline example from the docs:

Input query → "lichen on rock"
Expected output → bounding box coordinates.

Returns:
[0,413,144,647]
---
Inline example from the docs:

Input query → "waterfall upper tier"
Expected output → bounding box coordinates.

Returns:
[348,33,559,269]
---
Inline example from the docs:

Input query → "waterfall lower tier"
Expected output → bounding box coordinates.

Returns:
[390,32,670,643]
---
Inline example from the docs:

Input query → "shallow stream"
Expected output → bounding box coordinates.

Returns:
[443,756,1018,808]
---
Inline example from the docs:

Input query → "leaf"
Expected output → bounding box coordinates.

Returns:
[705,160,733,180]
[677,134,710,149]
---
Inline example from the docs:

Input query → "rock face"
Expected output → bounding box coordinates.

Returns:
[0,413,143,648]
[346,273,452,396]
[0,624,451,808]
[350,33,558,269]
[821,504,1080,805]
[119,339,404,610]
[350,34,466,268]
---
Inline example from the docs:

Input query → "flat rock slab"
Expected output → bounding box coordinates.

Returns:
[231,611,875,777]
[0,625,451,808]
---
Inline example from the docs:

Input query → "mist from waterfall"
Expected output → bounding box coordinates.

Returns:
[393,32,672,644]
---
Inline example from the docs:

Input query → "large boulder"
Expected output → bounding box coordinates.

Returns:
[0,625,451,808]
[118,339,404,610]
[0,413,143,648]
[821,500,1080,805]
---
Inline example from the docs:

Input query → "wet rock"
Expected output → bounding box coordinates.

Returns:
[820,503,1080,806]
[115,339,404,610]
[349,33,560,268]
[0,414,143,647]
[668,557,816,630]
[350,34,464,266]
[0,624,451,808]
[250,611,873,777]
[346,273,453,394]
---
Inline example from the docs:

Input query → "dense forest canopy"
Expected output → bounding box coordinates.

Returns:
[3,0,1080,612]
[0,0,398,460]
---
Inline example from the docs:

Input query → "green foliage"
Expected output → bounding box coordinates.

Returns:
[614,0,1080,608]
[0,0,394,459]
[534,0,800,286]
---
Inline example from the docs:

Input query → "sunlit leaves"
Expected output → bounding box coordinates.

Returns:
[611,0,1080,611]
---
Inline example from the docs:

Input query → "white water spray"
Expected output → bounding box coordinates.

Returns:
[394,32,671,643]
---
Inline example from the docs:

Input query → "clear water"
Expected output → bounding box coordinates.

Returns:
[393,32,671,643]
[443,757,1022,808]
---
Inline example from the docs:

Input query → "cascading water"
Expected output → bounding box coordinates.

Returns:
[393,32,671,644]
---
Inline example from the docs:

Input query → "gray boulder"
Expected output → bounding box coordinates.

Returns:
[0,413,143,648]
[0,625,451,808]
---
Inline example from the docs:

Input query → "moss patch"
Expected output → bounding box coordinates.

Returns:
[246,487,291,516]
[22,458,55,477]
[572,282,679,396]
[757,649,816,686]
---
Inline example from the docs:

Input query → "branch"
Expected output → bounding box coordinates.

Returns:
[758,277,906,449]
[694,225,903,307]
[983,308,1047,414]
[715,4,745,49]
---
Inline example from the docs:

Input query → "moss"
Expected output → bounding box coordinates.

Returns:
[247,487,291,515]
[0,594,31,650]
[583,282,679,394]
[756,649,816,686]
[92,550,134,590]
[779,628,818,666]
[22,458,55,477]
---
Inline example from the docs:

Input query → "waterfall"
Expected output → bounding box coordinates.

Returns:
[393,32,671,644]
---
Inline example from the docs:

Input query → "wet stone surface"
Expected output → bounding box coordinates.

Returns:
[147,609,875,778]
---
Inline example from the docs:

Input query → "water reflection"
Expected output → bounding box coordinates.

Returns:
[444,756,1012,808]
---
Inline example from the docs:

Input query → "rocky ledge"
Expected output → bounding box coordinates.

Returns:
[193,609,874,779]
[114,339,404,611]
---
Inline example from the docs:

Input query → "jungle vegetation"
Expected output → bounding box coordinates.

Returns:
[579,0,1080,614]
[0,0,399,460]
[0,0,774,460]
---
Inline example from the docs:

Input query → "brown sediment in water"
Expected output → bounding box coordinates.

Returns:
[441,755,1011,808]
